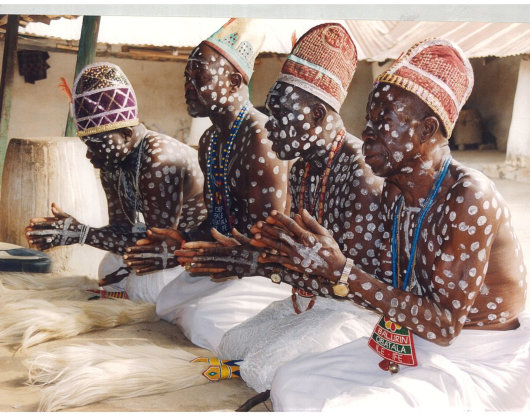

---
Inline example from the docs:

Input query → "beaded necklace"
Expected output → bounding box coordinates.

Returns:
[118,137,146,233]
[368,156,452,374]
[391,156,452,290]
[206,103,250,235]
[298,129,346,220]
[292,128,346,314]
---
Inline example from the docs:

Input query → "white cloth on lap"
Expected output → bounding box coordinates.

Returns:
[98,252,180,303]
[270,311,530,411]
[217,295,380,392]
[156,271,292,353]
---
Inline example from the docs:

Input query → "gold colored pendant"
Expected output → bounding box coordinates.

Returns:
[388,362,400,374]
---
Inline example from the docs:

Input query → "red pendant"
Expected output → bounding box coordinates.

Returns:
[368,315,418,370]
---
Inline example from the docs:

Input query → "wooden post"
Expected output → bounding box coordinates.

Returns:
[0,14,20,182]
[64,15,100,137]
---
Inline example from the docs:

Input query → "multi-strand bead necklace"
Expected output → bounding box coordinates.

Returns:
[206,103,250,235]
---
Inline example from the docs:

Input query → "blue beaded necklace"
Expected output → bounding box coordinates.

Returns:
[391,157,452,290]
[206,103,250,235]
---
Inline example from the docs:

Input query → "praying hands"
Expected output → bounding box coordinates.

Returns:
[123,227,186,275]
[250,209,346,283]
[124,226,245,275]
[174,228,265,280]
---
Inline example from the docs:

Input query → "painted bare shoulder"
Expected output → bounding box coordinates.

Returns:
[135,131,206,231]
[197,125,217,172]
[227,109,290,233]
[434,160,527,330]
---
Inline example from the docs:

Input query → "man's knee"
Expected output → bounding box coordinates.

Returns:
[155,280,180,323]
[270,360,305,411]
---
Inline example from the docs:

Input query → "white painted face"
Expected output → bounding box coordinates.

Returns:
[82,129,135,169]
[265,82,340,162]
[184,43,243,117]
[361,83,424,178]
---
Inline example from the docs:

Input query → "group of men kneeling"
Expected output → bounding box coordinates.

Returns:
[25,18,529,411]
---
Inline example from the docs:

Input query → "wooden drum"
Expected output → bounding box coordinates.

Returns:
[0,137,108,277]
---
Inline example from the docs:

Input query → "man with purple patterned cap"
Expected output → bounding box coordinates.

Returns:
[26,62,207,303]
[253,38,529,411]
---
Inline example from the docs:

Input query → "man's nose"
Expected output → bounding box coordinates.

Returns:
[361,123,376,142]
[265,118,274,132]
[266,116,278,130]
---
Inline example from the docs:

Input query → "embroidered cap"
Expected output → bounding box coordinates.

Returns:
[277,23,357,112]
[375,38,474,138]
[71,62,139,137]
[203,18,265,84]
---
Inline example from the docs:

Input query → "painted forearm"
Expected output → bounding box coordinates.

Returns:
[85,225,146,254]
[258,264,334,296]
[343,264,461,346]
[262,264,369,307]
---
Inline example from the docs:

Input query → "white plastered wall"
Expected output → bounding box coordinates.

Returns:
[506,57,530,168]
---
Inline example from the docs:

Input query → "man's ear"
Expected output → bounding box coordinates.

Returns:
[311,102,327,124]
[229,72,243,92]
[420,116,439,143]
[122,127,134,142]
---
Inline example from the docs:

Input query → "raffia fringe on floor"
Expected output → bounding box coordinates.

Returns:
[25,343,212,411]
[0,272,99,290]
[0,281,95,303]
[0,297,158,350]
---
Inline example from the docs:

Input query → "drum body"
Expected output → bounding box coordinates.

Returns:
[0,137,108,277]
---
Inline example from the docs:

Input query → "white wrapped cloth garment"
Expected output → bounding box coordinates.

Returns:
[99,252,179,303]
[270,311,530,411]
[217,295,380,392]
[156,272,292,353]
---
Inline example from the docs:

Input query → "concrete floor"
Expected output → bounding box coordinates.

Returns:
[0,149,528,412]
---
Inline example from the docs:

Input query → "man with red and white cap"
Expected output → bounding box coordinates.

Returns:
[255,39,529,410]
[25,62,207,303]
[176,22,384,394]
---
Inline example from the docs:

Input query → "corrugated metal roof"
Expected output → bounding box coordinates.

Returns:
[348,20,530,60]
[18,17,330,54]
[18,16,530,61]
[0,14,77,30]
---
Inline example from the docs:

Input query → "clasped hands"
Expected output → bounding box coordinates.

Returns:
[123,226,245,276]
[123,227,186,275]
[167,209,346,282]
[250,209,346,282]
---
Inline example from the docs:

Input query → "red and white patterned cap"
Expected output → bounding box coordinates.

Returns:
[71,62,139,137]
[277,23,357,112]
[375,38,474,138]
